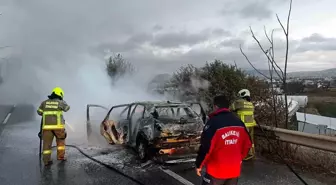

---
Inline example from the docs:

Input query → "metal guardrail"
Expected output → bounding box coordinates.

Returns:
[255,125,336,153]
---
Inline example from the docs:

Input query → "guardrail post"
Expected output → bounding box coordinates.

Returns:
[317,124,327,135]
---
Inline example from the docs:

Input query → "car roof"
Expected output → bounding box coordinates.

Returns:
[132,100,190,107]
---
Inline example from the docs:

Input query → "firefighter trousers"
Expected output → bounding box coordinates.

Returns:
[42,129,67,164]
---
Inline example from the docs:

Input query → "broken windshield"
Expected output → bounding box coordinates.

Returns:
[154,106,197,119]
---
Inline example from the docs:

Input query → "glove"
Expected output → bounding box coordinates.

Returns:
[38,132,42,139]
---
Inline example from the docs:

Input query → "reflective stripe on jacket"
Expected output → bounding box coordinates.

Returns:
[37,99,70,130]
[229,99,256,127]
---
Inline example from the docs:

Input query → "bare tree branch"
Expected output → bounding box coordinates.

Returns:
[249,26,283,80]
[273,0,292,129]
[241,0,293,129]
[266,46,278,127]
[283,0,292,80]
[263,26,273,45]
[239,45,270,80]
[270,30,284,77]
[282,0,293,129]
[263,27,284,78]
[276,15,287,36]
[233,60,238,69]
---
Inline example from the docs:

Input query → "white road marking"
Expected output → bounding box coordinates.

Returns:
[2,113,12,124]
[159,167,195,185]
[165,158,196,164]
[2,104,16,124]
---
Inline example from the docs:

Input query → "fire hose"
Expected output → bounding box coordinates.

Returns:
[37,119,309,185]
[38,143,146,185]
[38,123,146,185]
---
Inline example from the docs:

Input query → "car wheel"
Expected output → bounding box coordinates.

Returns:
[136,138,149,162]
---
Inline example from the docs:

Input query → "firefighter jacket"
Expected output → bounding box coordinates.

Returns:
[195,108,252,179]
[37,99,70,130]
[229,98,256,127]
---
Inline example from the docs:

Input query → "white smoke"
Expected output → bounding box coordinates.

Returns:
[0,0,187,145]
[190,76,210,92]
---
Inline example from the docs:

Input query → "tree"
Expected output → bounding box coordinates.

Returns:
[240,0,293,128]
[106,53,134,82]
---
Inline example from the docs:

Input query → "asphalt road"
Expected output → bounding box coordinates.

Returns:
[0,104,333,185]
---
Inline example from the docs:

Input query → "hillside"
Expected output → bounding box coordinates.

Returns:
[245,68,336,78]
[288,68,336,78]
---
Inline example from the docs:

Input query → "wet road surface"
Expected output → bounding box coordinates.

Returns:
[0,104,333,185]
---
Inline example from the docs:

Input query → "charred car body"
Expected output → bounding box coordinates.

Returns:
[86,101,207,162]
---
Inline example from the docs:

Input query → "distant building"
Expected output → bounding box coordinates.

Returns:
[303,80,314,86]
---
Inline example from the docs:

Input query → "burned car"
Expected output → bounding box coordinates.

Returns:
[86,101,207,162]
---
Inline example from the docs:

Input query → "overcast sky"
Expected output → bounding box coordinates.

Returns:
[0,0,335,74]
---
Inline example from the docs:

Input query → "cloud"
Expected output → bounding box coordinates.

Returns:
[221,38,245,47]
[0,0,335,111]
[95,28,232,51]
[153,25,163,31]
[220,0,283,20]
[151,31,214,48]
[95,33,153,53]
[211,28,231,36]
[296,33,336,52]
[238,3,273,20]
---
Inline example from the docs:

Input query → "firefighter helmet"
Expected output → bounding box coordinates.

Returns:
[52,87,64,98]
[238,89,250,98]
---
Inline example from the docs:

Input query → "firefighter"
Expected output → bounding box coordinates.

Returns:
[196,95,252,185]
[229,89,257,160]
[37,87,70,166]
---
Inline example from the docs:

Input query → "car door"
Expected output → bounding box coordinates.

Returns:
[86,104,109,144]
[189,102,207,124]
[107,104,132,145]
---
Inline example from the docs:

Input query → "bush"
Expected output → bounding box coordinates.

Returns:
[106,54,134,82]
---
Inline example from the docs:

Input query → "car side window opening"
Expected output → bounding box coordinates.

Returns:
[109,106,130,120]
[129,104,137,117]
[120,107,129,119]
[131,105,145,121]
[190,103,202,116]
[130,105,145,138]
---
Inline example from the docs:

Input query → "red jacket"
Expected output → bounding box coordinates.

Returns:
[195,108,252,179]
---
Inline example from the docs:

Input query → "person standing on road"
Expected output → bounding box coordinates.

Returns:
[229,89,257,160]
[37,87,70,166]
[195,95,252,185]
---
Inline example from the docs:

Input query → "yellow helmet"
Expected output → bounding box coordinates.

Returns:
[52,87,64,98]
